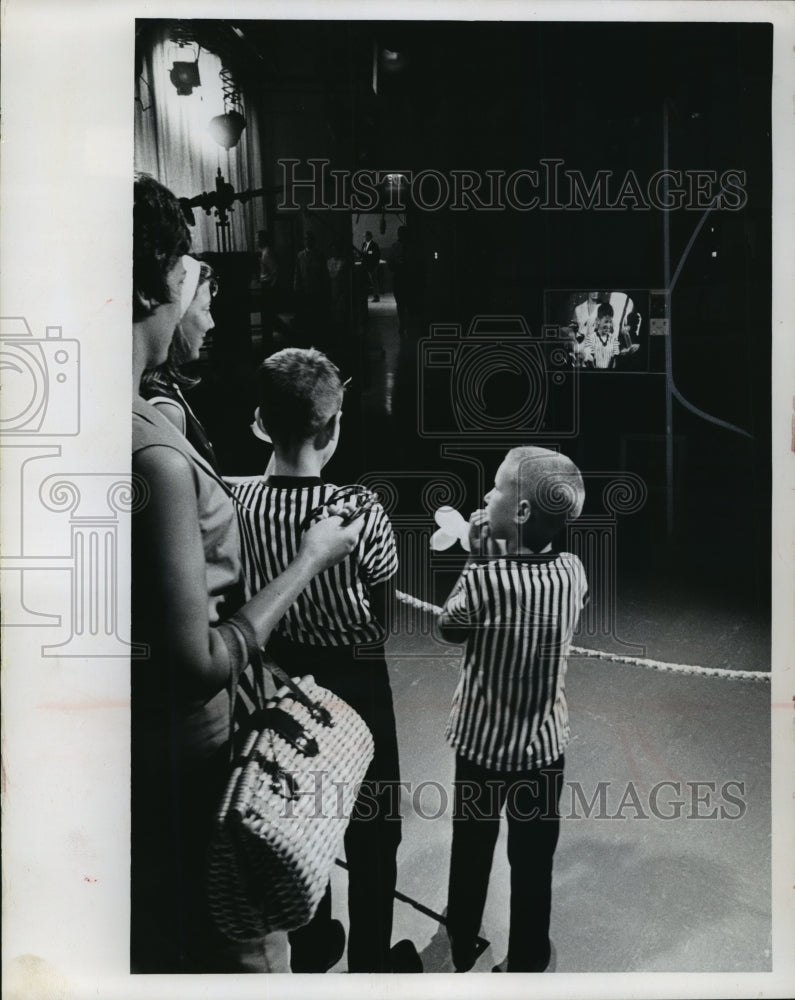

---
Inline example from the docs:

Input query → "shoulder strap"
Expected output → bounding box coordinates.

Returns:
[134,398,238,504]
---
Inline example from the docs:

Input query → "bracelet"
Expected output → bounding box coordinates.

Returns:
[225,611,261,664]
[214,620,248,681]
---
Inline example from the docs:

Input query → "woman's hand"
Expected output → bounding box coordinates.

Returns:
[298,514,365,573]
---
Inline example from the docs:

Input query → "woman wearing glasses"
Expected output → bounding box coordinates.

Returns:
[141,255,221,471]
[132,176,363,973]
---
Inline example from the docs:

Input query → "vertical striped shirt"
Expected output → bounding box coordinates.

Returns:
[439,552,588,770]
[583,329,620,369]
[232,476,398,646]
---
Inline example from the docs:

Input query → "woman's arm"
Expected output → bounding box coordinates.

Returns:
[134,444,362,701]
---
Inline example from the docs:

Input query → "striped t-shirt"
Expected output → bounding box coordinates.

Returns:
[439,552,588,771]
[232,476,398,646]
[583,329,620,369]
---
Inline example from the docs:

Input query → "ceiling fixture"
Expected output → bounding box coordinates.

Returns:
[169,57,201,95]
[208,109,247,149]
[380,48,408,72]
[167,28,201,95]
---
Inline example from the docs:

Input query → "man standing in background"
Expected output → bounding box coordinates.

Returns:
[361,230,381,302]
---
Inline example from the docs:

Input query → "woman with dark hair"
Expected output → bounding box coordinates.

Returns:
[131,174,363,973]
[141,255,220,471]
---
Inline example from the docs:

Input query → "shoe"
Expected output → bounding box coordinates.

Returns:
[492,942,555,973]
[290,919,346,973]
[389,939,423,973]
[448,936,478,973]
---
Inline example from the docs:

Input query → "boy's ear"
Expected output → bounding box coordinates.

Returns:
[515,499,531,523]
[326,409,342,436]
[251,407,273,444]
[316,410,340,448]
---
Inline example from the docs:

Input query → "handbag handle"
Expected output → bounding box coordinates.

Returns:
[300,484,378,532]
[223,614,333,728]
[215,618,267,757]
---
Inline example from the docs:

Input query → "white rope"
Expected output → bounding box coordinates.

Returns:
[395,590,770,684]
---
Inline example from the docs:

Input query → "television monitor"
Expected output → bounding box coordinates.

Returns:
[543,289,668,373]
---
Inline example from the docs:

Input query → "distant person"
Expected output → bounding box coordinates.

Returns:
[257,229,279,333]
[387,225,421,336]
[571,291,637,345]
[571,291,602,341]
[580,302,639,369]
[604,290,637,344]
[438,447,588,974]
[360,229,381,301]
[327,242,351,332]
[293,230,330,342]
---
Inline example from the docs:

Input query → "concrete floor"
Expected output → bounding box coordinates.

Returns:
[320,295,772,974]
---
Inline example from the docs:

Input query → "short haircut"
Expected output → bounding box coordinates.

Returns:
[257,348,343,446]
[504,447,585,528]
[133,174,191,322]
[597,302,614,319]
[140,261,214,395]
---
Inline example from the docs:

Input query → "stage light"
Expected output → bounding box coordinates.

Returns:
[169,59,201,95]
[379,48,409,74]
[208,109,247,149]
[169,63,196,93]
[178,198,196,226]
[209,63,247,149]
[166,29,201,94]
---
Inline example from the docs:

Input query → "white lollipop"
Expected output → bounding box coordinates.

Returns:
[431,506,471,551]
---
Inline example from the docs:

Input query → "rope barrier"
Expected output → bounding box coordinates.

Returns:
[395,590,770,684]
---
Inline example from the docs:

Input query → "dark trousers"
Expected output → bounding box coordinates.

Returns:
[269,636,402,973]
[446,753,565,972]
[365,263,380,298]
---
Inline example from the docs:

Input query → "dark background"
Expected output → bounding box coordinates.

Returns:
[138,20,772,613]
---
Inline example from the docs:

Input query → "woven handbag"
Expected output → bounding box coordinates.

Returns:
[207,620,374,941]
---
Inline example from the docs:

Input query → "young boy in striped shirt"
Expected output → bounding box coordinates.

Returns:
[438,446,588,973]
[232,348,418,974]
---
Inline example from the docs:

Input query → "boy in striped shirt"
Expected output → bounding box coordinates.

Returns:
[438,447,588,973]
[232,348,417,973]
